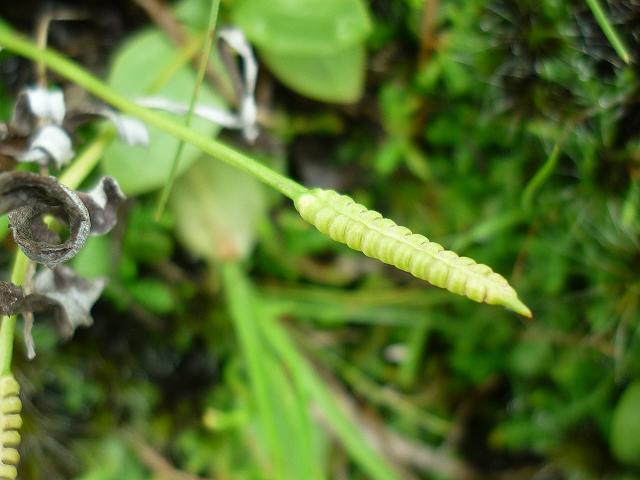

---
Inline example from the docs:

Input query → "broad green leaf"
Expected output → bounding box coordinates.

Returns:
[231,0,371,55]
[71,235,112,278]
[231,0,371,103]
[169,156,266,262]
[611,381,640,467]
[261,44,367,103]
[74,436,147,480]
[103,30,223,195]
[127,278,176,314]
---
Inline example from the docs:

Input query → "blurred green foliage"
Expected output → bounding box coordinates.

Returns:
[2,0,640,478]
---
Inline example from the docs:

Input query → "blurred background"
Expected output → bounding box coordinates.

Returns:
[1,0,639,478]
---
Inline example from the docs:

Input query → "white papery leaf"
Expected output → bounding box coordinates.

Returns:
[100,109,150,147]
[11,87,66,132]
[137,97,240,126]
[19,124,74,168]
[28,88,66,124]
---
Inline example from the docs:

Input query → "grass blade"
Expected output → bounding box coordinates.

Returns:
[259,315,403,480]
[585,0,631,64]
[222,263,325,480]
[155,0,220,220]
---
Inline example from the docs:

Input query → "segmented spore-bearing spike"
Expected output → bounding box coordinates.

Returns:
[294,189,531,317]
[0,375,22,480]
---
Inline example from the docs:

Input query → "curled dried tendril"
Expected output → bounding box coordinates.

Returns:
[1,171,90,267]
[0,171,124,268]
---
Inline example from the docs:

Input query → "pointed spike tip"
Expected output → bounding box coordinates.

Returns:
[504,297,532,318]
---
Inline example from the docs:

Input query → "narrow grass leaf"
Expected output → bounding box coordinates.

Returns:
[155,0,221,220]
[260,314,403,480]
[585,0,631,64]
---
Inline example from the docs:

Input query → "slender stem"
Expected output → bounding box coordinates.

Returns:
[59,129,115,189]
[0,252,31,374]
[260,312,403,480]
[0,21,307,200]
[521,129,569,211]
[156,0,221,219]
[221,263,283,479]
[585,0,631,64]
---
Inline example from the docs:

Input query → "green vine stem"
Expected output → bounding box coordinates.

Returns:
[155,0,221,219]
[0,20,307,201]
[0,130,112,374]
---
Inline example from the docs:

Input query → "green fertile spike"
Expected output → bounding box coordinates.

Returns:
[0,374,22,480]
[294,189,531,317]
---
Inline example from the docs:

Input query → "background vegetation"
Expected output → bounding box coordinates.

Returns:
[1,0,639,478]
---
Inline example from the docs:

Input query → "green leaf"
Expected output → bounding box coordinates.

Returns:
[231,0,371,103]
[127,278,176,314]
[260,312,403,480]
[260,44,367,103]
[611,381,640,467]
[169,156,266,262]
[103,29,224,195]
[231,0,371,55]
[123,204,174,265]
[74,436,147,480]
[222,263,325,480]
[71,235,112,279]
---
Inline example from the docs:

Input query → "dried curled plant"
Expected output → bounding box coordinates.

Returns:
[0,86,135,355]
[0,86,148,169]
[0,172,124,267]
[0,82,139,478]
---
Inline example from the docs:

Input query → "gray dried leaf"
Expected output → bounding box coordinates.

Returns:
[0,266,106,357]
[23,311,35,359]
[10,87,66,135]
[77,176,126,235]
[0,171,90,267]
[33,265,106,338]
[0,281,24,316]
[19,124,74,168]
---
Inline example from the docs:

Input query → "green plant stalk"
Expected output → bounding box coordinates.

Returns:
[259,312,403,480]
[148,33,206,94]
[221,262,287,480]
[223,265,325,480]
[398,321,430,389]
[0,132,112,374]
[585,0,631,64]
[156,0,221,219]
[59,129,115,188]
[522,140,564,211]
[0,21,307,201]
[0,252,31,374]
